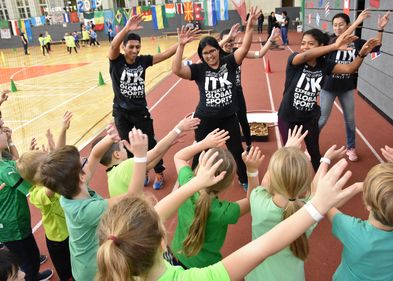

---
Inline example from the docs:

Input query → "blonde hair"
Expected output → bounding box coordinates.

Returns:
[267,147,313,260]
[363,163,393,227]
[96,196,164,281]
[182,147,236,257]
[16,150,47,184]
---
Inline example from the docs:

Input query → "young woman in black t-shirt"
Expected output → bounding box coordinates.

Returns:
[172,7,262,190]
[277,28,380,171]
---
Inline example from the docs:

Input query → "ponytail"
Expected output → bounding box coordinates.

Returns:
[182,190,212,257]
[283,201,309,260]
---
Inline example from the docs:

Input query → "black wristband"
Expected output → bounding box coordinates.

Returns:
[358,53,367,58]
[378,29,384,32]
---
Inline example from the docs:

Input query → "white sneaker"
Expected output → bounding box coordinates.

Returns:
[346,148,358,162]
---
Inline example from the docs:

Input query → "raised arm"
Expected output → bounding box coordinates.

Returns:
[246,27,280,59]
[152,43,178,65]
[108,15,143,60]
[0,89,9,107]
[56,111,72,149]
[172,26,199,79]
[174,128,229,173]
[344,9,371,36]
[219,23,241,48]
[381,145,393,163]
[234,6,261,64]
[3,126,19,160]
[376,11,390,43]
[242,146,265,199]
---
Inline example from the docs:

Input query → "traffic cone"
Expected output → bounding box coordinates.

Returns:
[157,45,161,54]
[98,72,105,86]
[10,79,17,92]
[265,59,272,73]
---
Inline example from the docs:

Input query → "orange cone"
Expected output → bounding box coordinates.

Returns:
[265,59,272,73]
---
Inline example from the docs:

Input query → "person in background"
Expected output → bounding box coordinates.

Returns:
[38,34,49,56]
[258,12,264,34]
[267,12,278,40]
[20,32,29,55]
[280,11,289,45]
[106,19,114,43]
[44,31,52,52]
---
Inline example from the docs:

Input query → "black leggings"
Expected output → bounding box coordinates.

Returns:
[42,44,49,56]
[237,91,251,146]
[46,236,73,281]
[113,108,165,174]
[4,234,40,281]
[192,113,247,184]
[278,115,321,171]
[67,47,78,54]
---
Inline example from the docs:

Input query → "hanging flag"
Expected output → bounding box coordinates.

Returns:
[94,10,104,30]
[141,6,152,21]
[23,19,33,43]
[334,0,340,8]
[0,28,11,39]
[371,51,381,60]
[194,2,204,21]
[0,20,8,29]
[151,5,166,30]
[104,9,114,33]
[215,0,228,21]
[343,0,350,15]
[318,0,323,8]
[114,9,125,25]
[204,0,217,26]
[165,3,176,18]
[230,0,246,24]
[122,8,132,20]
[70,12,79,23]
[322,21,328,30]
[19,20,26,34]
[63,12,70,23]
[10,20,19,36]
[183,2,194,21]
[132,6,142,16]
[370,0,380,8]
[308,13,312,24]
[316,13,320,26]
[176,3,184,14]
[325,2,330,17]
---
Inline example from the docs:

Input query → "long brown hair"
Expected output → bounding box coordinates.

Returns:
[96,197,164,281]
[182,147,236,257]
[267,147,312,260]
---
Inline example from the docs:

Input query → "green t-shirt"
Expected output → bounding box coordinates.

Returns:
[44,34,51,44]
[65,35,75,47]
[38,36,45,46]
[0,160,32,242]
[60,188,108,281]
[171,166,240,268]
[107,158,134,197]
[82,30,89,40]
[245,187,315,281]
[332,213,393,281]
[29,186,68,242]
[159,260,230,281]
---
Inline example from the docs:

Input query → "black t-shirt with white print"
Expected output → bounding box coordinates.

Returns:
[223,48,243,97]
[322,37,381,93]
[190,53,239,117]
[110,53,153,111]
[278,52,336,122]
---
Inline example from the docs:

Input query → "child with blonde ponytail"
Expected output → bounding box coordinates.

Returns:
[171,129,250,268]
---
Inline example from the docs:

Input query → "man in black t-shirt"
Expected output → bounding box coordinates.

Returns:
[108,15,179,190]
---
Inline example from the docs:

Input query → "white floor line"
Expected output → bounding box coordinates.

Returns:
[149,78,183,112]
[262,56,282,149]
[285,45,384,162]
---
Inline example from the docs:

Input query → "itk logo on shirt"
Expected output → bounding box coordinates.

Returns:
[119,65,145,99]
[293,69,322,111]
[332,49,355,79]
[204,64,233,108]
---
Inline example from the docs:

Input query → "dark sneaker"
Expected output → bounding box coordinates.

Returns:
[38,269,53,281]
[153,172,164,190]
[144,172,150,186]
[39,255,47,265]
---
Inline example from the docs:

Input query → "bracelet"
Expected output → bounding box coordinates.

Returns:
[173,127,182,135]
[134,156,147,163]
[247,171,259,177]
[378,29,384,32]
[320,157,331,165]
[254,51,260,58]
[269,40,275,43]
[304,201,324,222]
[358,53,367,58]
[8,142,15,147]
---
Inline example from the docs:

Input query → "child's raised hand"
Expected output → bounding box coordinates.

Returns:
[0,89,9,105]
[355,9,371,24]
[324,145,346,162]
[45,129,56,152]
[30,137,39,150]
[194,149,227,188]
[106,123,121,143]
[378,11,390,29]
[285,125,308,148]
[62,111,73,130]
[228,23,241,39]
[202,128,230,148]
[242,146,265,172]
[381,145,393,163]
[334,33,359,51]
[175,117,200,132]
[125,128,148,158]
[312,159,362,214]
[358,38,381,56]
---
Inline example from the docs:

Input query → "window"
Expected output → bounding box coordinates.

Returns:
[17,0,31,19]
[0,0,9,20]
[39,0,48,15]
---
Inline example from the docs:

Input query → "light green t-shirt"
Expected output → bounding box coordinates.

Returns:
[82,30,89,40]
[245,187,315,281]
[0,159,32,242]
[107,158,134,197]
[38,36,45,46]
[60,189,108,281]
[29,186,68,242]
[332,213,393,281]
[159,260,230,281]
[65,35,75,47]
[171,166,240,268]
[44,34,51,44]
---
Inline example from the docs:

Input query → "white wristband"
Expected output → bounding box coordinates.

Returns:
[304,201,324,222]
[320,157,331,165]
[8,142,15,147]
[173,127,182,135]
[247,171,259,177]
[254,51,260,58]
[134,156,147,163]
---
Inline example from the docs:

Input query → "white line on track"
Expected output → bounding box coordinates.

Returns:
[149,78,183,112]
[286,45,384,162]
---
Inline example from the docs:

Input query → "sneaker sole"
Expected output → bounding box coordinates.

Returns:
[38,271,53,281]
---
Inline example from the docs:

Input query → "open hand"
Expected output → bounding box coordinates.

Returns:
[378,11,390,29]
[242,146,265,172]
[123,127,148,158]
[228,23,241,40]
[355,9,371,23]
[285,125,308,149]
[126,14,144,31]
[202,128,230,148]
[62,111,73,130]
[176,117,200,132]
[335,33,359,50]
[106,123,121,143]
[358,38,381,56]
[177,26,200,46]
[194,149,227,188]
[381,145,393,163]
[248,6,262,23]
[324,144,346,162]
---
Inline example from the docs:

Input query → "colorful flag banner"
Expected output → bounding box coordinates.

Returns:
[0,29,11,39]
[183,2,194,21]
[152,5,166,30]
[370,0,380,8]
[132,6,142,16]
[215,0,228,21]
[334,0,340,8]
[325,2,330,17]
[165,3,176,18]
[308,13,312,24]
[230,0,246,24]
[70,12,79,23]
[30,16,45,26]
[204,0,217,26]
[19,20,26,34]
[94,10,105,30]
[10,20,19,36]
[322,21,328,30]
[122,8,132,20]
[0,20,8,29]
[318,0,323,8]
[194,2,204,21]
[343,0,350,15]
[141,6,152,21]
[104,10,114,32]
[114,9,125,25]
[371,51,381,60]
[24,19,33,43]
[316,13,320,26]
[176,3,184,14]
[63,12,70,23]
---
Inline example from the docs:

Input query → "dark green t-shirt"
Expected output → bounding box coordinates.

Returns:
[0,159,32,242]
[171,166,240,268]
